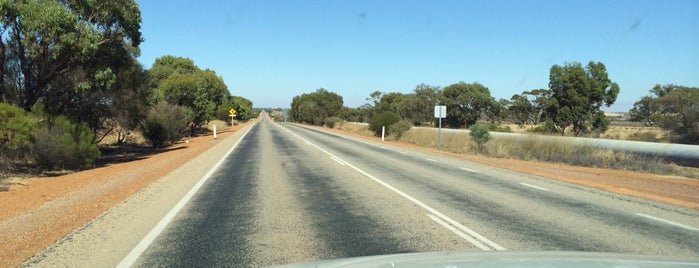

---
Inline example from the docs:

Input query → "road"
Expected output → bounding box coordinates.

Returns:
[26,117,699,267]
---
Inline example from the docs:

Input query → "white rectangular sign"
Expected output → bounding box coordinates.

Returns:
[434,105,446,118]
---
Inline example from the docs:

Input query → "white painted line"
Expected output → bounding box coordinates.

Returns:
[279,124,505,250]
[427,214,490,250]
[330,156,346,166]
[398,151,409,155]
[426,158,438,163]
[635,213,699,231]
[117,123,256,268]
[379,146,387,149]
[459,167,479,173]
[519,182,550,192]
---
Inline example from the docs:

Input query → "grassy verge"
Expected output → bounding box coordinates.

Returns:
[334,122,698,178]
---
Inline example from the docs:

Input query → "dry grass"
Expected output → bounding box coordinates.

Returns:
[335,123,698,178]
[501,123,666,142]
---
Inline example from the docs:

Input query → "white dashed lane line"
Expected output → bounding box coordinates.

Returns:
[459,167,479,173]
[519,182,550,192]
[635,213,699,231]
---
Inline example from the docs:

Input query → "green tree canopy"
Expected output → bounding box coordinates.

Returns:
[290,88,343,125]
[147,55,230,134]
[630,84,699,144]
[439,82,497,128]
[546,61,619,136]
[0,0,142,111]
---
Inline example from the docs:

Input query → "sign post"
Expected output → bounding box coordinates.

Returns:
[434,105,446,150]
[229,108,237,125]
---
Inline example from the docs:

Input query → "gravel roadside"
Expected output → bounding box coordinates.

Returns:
[0,122,252,267]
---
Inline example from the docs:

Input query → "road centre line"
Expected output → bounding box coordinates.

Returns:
[118,123,256,268]
[279,124,505,250]
[635,213,698,231]
[459,167,479,173]
[519,182,550,192]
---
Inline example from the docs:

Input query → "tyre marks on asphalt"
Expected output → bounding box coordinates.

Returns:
[270,129,411,259]
[135,126,261,267]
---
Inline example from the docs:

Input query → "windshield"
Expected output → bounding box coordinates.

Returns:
[1,1,697,267]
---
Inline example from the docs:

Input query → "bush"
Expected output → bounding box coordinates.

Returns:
[628,131,660,142]
[529,119,558,134]
[369,111,401,137]
[34,116,100,170]
[141,102,192,147]
[0,103,36,157]
[388,120,412,140]
[324,117,343,128]
[469,123,491,152]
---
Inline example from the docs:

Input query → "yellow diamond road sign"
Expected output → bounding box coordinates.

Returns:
[229,108,237,115]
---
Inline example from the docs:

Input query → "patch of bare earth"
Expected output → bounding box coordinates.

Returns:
[316,125,699,209]
[0,123,248,268]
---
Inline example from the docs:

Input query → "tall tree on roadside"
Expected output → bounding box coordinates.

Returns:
[289,88,343,125]
[546,61,619,136]
[630,84,699,144]
[439,82,497,128]
[0,0,142,111]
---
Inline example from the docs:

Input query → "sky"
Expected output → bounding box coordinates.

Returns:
[135,0,699,111]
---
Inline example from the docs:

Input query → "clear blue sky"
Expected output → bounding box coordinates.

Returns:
[136,0,698,111]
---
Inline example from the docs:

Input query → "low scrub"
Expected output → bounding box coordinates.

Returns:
[34,116,101,170]
[141,102,192,148]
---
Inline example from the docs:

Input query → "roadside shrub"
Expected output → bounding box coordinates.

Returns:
[34,116,100,170]
[369,111,400,137]
[0,103,36,157]
[469,123,491,152]
[529,120,558,134]
[486,123,512,133]
[324,117,343,128]
[387,120,412,140]
[627,131,660,142]
[141,102,192,147]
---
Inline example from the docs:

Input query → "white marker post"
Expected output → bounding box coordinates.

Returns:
[213,124,217,139]
[434,105,446,150]
[381,126,386,141]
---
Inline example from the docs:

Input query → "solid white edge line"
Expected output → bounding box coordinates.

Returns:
[279,124,506,251]
[519,182,550,192]
[427,214,490,250]
[426,158,438,162]
[635,213,699,231]
[330,156,346,166]
[459,167,478,173]
[117,123,256,268]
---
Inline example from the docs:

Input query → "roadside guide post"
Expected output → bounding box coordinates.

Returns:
[434,105,446,150]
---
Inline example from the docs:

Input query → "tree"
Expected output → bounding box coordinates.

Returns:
[0,0,142,111]
[439,82,497,128]
[395,84,441,126]
[630,84,699,144]
[147,56,230,134]
[546,61,619,136]
[289,88,343,125]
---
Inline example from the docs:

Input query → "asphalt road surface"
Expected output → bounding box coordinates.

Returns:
[26,116,699,267]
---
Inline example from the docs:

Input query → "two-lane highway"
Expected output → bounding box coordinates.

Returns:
[25,117,699,267]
